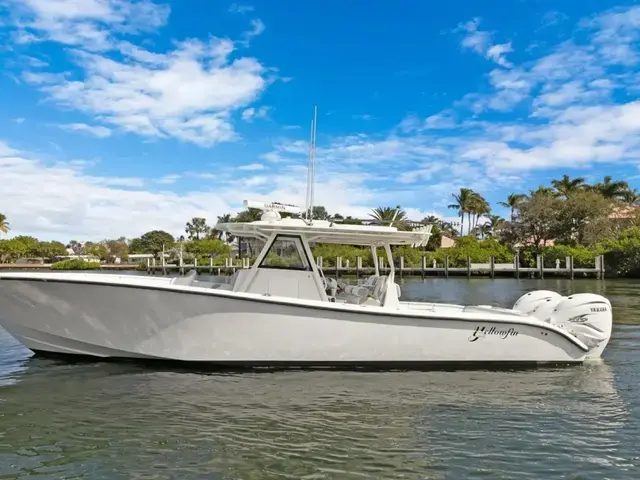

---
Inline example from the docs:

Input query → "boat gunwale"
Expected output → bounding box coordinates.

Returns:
[0,274,590,352]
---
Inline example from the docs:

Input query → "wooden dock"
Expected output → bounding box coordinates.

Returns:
[1,254,605,279]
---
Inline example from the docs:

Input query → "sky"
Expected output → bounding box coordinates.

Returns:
[2,0,640,241]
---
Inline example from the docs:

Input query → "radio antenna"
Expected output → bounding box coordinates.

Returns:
[305,106,318,223]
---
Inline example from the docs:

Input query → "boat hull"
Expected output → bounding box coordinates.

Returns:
[0,277,588,366]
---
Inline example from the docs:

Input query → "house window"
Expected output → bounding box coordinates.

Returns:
[259,235,311,271]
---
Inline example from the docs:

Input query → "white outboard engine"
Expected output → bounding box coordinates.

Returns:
[513,291,613,357]
[513,290,564,321]
[549,293,613,356]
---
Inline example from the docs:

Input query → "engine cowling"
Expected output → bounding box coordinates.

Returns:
[513,290,564,320]
[513,291,613,357]
[549,293,613,355]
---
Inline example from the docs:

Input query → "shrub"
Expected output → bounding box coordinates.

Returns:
[427,237,514,267]
[393,245,427,267]
[537,245,601,268]
[311,244,373,267]
[51,258,101,270]
[599,227,640,277]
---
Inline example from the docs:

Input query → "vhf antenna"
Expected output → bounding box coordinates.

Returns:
[305,106,317,223]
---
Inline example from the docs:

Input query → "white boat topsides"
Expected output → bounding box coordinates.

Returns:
[0,200,614,366]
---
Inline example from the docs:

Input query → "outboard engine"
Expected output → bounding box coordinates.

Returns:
[513,290,564,320]
[549,293,613,356]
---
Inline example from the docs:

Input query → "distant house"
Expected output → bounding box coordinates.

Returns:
[440,235,456,249]
[53,254,102,262]
[513,237,556,248]
[608,204,639,220]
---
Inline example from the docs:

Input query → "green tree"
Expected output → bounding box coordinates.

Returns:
[233,208,263,223]
[0,239,25,262]
[104,237,129,262]
[482,215,505,238]
[448,188,475,235]
[210,214,235,242]
[0,213,9,234]
[185,238,231,257]
[621,188,640,205]
[529,186,556,197]
[185,217,210,240]
[84,241,109,259]
[499,193,527,221]
[590,176,630,200]
[312,205,330,220]
[510,191,562,249]
[555,190,612,245]
[551,174,586,198]
[131,230,175,255]
[468,192,490,232]
[369,206,409,230]
[335,215,363,225]
[36,241,67,259]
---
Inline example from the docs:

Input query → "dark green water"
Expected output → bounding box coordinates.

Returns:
[1,278,639,479]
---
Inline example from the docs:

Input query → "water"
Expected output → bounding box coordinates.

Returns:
[1,278,639,479]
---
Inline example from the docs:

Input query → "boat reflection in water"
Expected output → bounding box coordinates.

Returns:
[0,355,633,479]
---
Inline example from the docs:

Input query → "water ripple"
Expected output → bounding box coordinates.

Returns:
[1,278,640,479]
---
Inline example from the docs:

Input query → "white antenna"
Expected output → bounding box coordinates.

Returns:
[305,106,318,222]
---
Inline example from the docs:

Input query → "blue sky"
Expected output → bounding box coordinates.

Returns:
[1,0,640,240]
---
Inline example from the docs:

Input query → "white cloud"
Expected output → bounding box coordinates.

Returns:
[459,18,491,54]
[0,140,441,241]
[58,122,112,138]
[228,3,254,14]
[352,114,374,120]
[240,18,265,46]
[8,0,171,50]
[22,39,268,146]
[156,174,181,184]
[7,1,272,147]
[0,141,18,156]
[241,106,270,122]
[486,43,513,68]
[238,163,265,170]
[458,17,513,68]
[424,111,457,130]
[22,55,49,68]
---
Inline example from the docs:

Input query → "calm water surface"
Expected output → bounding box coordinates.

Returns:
[1,278,639,479]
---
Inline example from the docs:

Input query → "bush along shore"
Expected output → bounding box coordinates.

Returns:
[2,174,640,277]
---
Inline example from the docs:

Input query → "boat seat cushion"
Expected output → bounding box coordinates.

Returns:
[343,285,370,305]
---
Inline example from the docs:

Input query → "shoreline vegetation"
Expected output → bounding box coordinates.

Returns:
[2,175,640,278]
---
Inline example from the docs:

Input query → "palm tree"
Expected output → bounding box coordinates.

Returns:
[551,174,586,198]
[475,223,492,239]
[485,215,505,237]
[499,193,527,221]
[234,208,263,223]
[185,217,210,240]
[439,221,459,238]
[448,188,475,235]
[591,176,629,200]
[0,213,9,234]
[211,214,234,242]
[421,215,441,225]
[529,186,556,197]
[621,188,640,205]
[369,206,409,230]
[468,193,490,231]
